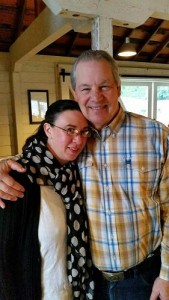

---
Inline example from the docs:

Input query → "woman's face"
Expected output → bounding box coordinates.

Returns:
[44,110,89,165]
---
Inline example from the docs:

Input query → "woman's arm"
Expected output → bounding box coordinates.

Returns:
[0,159,26,208]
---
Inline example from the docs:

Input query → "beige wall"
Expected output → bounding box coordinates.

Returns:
[13,58,58,153]
[0,52,169,158]
[0,53,14,157]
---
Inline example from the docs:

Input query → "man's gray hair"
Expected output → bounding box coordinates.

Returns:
[70,49,121,90]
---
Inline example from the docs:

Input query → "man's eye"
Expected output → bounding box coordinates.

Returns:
[101,85,110,90]
[81,88,90,92]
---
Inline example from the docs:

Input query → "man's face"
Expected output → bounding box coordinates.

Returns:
[73,59,121,130]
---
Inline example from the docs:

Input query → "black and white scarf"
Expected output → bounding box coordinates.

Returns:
[19,137,94,299]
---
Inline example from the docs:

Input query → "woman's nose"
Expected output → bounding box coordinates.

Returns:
[72,134,84,144]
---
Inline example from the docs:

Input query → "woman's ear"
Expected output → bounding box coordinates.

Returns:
[43,123,52,139]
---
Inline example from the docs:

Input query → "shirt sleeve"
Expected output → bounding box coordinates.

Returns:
[159,133,169,280]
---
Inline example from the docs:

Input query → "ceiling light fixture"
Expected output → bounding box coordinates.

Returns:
[118,37,137,57]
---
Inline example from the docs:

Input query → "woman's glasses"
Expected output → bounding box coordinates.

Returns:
[52,125,91,138]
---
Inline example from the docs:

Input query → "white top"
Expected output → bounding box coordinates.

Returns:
[38,186,73,300]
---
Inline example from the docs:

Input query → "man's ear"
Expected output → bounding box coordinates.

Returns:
[117,85,121,97]
[72,91,78,102]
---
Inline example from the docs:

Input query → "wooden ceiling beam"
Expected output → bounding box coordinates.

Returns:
[14,0,27,39]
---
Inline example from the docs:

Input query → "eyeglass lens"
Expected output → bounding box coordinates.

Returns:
[53,125,91,137]
[67,127,91,137]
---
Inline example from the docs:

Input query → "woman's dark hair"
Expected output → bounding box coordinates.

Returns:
[22,99,81,150]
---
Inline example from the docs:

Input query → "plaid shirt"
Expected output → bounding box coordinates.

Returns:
[78,106,169,281]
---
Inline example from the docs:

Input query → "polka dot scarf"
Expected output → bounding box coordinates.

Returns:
[20,138,94,299]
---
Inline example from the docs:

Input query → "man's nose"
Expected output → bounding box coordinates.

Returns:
[90,88,102,100]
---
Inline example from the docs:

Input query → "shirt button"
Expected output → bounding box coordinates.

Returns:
[105,210,111,215]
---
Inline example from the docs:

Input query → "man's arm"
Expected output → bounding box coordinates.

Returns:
[0,159,26,208]
[150,134,169,300]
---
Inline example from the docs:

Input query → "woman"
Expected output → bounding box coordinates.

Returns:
[0,100,94,300]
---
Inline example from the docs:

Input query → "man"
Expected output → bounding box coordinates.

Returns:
[0,50,169,300]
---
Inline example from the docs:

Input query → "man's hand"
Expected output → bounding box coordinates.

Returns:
[150,277,169,300]
[0,159,26,208]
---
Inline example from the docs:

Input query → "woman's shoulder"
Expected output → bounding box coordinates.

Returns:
[10,169,33,189]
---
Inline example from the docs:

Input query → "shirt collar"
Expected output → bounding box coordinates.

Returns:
[90,104,125,137]
[108,104,125,134]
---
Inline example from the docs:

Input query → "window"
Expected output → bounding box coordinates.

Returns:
[121,78,169,127]
[154,83,169,126]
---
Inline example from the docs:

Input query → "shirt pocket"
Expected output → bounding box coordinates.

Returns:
[78,156,101,202]
[121,154,162,199]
